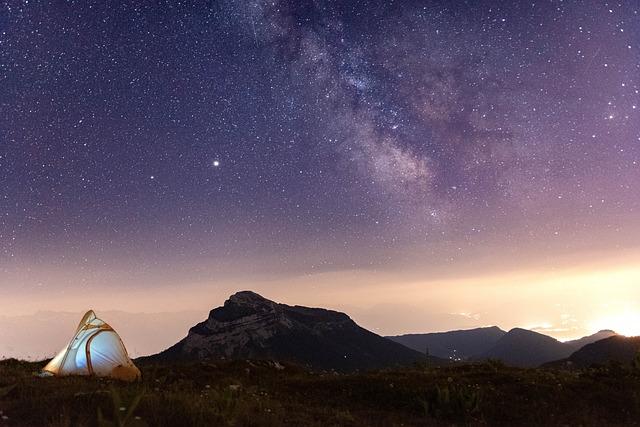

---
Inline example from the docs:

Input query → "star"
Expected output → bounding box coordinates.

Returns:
[1,0,639,353]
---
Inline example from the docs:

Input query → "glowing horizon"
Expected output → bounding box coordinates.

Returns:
[2,250,639,351]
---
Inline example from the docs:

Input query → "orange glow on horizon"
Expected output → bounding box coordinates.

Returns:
[589,310,640,338]
[1,251,639,359]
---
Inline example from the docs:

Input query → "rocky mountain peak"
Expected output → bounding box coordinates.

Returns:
[149,291,429,370]
[227,291,272,307]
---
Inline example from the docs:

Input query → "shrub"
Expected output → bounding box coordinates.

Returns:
[486,358,505,372]
[97,386,147,427]
[420,383,481,422]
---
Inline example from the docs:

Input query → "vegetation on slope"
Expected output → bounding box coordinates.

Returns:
[0,358,639,426]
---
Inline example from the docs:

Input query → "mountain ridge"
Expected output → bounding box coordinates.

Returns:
[387,326,507,360]
[480,327,570,367]
[389,326,618,367]
[545,335,640,368]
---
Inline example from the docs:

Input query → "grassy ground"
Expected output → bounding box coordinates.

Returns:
[0,358,639,426]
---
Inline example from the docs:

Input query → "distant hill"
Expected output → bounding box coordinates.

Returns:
[480,328,573,367]
[389,327,615,366]
[564,330,617,351]
[478,328,620,367]
[146,291,438,371]
[387,326,506,360]
[546,335,640,368]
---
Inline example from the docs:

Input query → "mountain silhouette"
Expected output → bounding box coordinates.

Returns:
[387,326,506,360]
[480,328,571,367]
[564,330,617,351]
[546,335,640,368]
[390,327,615,366]
[146,291,439,371]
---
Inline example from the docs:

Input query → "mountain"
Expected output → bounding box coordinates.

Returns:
[388,327,614,366]
[387,326,507,360]
[147,291,437,371]
[480,328,573,367]
[564,330,617,351]
[547,335,640,368]
[477,329,619,367]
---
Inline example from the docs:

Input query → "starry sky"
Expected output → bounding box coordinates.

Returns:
[1,0,639,345]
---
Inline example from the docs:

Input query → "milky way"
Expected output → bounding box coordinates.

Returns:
[1,1,639,298]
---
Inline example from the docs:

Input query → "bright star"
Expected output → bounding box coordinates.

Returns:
[213,160,220,167]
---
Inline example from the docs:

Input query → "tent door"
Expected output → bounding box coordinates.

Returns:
[85,330,107,376]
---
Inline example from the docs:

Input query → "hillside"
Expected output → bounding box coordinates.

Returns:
[564,330,617,351]
[548,335,640,368]
[481,328,572,367]
[2,358,640,426]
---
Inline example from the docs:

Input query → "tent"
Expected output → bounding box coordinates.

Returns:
[42,310,141,381]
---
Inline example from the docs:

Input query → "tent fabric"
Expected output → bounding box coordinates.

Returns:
[43,310,141,381]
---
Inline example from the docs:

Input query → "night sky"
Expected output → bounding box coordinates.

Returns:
[1,1,639,342]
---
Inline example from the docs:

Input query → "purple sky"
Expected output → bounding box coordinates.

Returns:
[1,1,639,350]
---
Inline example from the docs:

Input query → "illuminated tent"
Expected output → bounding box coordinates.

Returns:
[42,310,141,381]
